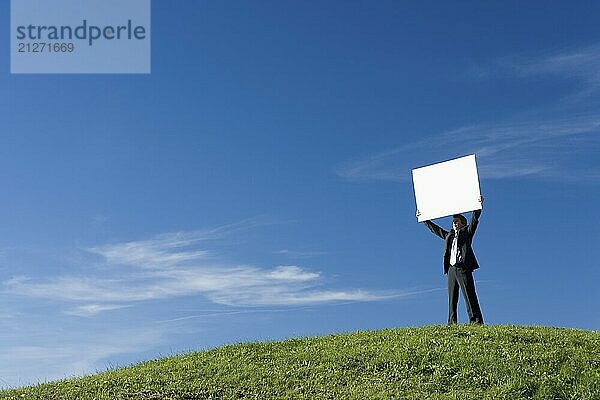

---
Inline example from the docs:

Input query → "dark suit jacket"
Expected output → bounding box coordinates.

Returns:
[424,209,481,275]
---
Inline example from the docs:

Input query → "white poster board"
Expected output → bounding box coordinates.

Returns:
[412,155,481,222]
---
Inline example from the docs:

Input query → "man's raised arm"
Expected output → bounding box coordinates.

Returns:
[467,196,484,235]
[424,220,448,239]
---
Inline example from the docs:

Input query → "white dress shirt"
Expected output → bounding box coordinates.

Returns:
[450,230,462,266]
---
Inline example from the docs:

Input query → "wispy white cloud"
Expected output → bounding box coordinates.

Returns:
[150,287,444,331]
[64,304,131,317]
[207,287,399,307]
[336,114,600,182]
[4,221,400,312]
[5,264,395,308]
[86,218,272,269]
[472,44,600,93]
[508,44,600,94]
[336,44,600,183]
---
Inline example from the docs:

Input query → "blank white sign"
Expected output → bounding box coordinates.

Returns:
[412,155,481,222]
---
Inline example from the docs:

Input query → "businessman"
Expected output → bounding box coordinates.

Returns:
[418,196,484,324]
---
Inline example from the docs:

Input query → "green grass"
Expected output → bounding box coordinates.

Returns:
[2,325,599,399]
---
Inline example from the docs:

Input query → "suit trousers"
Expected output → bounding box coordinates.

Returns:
[447,265,483,324]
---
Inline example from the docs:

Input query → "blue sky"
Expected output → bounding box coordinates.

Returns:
[1,0,600,388]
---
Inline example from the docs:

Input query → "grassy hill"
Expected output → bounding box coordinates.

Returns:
[1,325,599,399]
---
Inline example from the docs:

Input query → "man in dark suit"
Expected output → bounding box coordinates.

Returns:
[418,196,484,324]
